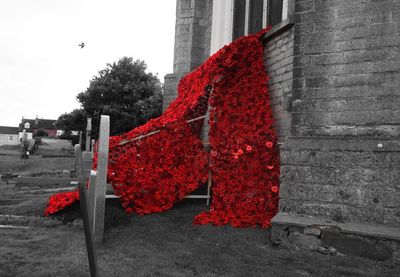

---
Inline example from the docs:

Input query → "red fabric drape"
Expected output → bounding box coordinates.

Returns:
[45,28,279,228]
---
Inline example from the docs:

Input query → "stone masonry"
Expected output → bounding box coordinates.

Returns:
[279,0,400,227]
[166,0,400,261]
[270,0,400,261]
[163,0,213,111]
[263,20,294,143]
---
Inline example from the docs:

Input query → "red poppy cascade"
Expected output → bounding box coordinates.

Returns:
[45,28,280,228]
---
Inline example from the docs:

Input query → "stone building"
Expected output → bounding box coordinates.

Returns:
[164,0,400,260]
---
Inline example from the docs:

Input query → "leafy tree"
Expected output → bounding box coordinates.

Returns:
[56,109,87,134]
[56,109,87,146]
[77,57,162,137]
[34,129,49,138]
[57,57,162,141]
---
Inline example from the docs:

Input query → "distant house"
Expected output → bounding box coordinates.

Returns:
[57,130,80,136]
[0,126,19,146]
[18,116,61,140]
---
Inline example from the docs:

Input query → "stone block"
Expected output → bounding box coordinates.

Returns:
[390,171,400,188]
[280,182,312,200]
[270,224,290,245]
[288,224,305,234]
[288,232,321,250]
[341,205,386,225]
[280,165,313,184]
[305,226,322,236]
[335,187,365,206]
[321,227,393,261]
[351,152,391,169]
[278,199,310,215]
[393,9,400,23]
[312,185,335,202]
[341,167,391,187]
[384,208,400,226]
[304,203,344,220]
[311,150,352,168]
[280,149,311,165]
[377,189,400,208]
[296,0,314,13]
[366,34,400,49]
[62,170,70,178]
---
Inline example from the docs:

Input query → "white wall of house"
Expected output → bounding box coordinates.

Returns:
[18,131,33,142]
[56,130,79,136]
[0,133,19,146]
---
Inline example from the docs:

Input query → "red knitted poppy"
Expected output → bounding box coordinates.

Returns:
[45,28,280,228]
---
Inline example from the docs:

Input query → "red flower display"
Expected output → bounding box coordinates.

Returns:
[266,141,274,148]
[44,191,79,216]
[45,28,280,229]
[271,186,279,193]
[193,28,279,228]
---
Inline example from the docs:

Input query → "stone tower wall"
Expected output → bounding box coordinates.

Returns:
[278,0,400,227]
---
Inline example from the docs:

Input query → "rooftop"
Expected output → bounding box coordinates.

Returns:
[0,126,18,134]
[18,118,57,131]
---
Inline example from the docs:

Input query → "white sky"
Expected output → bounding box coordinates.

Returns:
[0,0,176,126]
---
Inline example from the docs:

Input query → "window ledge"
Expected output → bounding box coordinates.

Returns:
[261,17,294,43]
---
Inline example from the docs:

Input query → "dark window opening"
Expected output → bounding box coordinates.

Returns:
[232,0,246,40]
[249,0,264,34]
[232,0,285,40]
[267,0,283,27]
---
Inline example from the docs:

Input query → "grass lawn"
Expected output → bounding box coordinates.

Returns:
[0,200,399,277]
[0,142,399,276]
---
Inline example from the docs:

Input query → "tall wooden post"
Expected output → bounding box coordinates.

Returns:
[93,115,109,243]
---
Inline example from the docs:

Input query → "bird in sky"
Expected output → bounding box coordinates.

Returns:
[79,42,85,48]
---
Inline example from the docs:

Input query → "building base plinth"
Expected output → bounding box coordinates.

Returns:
[271,212,400,263]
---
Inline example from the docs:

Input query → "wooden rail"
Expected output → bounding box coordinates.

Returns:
[118,114,207,146]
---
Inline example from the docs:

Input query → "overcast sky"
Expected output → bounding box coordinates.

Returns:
[0,0,176,127]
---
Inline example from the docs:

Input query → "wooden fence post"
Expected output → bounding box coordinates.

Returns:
[78,131,83,148]
[88,170,97,227]
[86,117,92,151]
[75,179,99,277]
[74,144,83,179]
[93,115,109,243]
[91,139,95,158]
[74,144,98,276]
